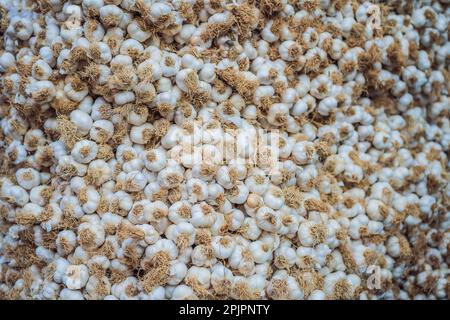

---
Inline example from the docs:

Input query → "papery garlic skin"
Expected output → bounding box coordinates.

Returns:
[0,0,448,302]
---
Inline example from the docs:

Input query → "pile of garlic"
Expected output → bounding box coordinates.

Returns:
[0,0,449,300]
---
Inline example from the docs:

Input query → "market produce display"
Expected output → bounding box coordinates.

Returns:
[0,0,448,300]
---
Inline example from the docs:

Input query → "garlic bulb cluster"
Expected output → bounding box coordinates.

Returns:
[0,0,449,300]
